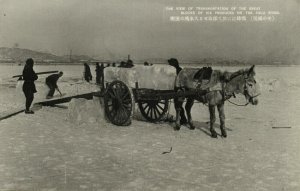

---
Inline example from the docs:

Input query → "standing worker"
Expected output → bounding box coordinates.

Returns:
[22,58,38,114]
[168,58,188,125]
[45,71,63,99]
[95,63,105,86]
[95,62,100,84]
[125,59,134,68]
[83,63,92,82]
[99,63,105,87]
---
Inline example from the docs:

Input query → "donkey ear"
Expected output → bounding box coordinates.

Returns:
[248,65,255,76]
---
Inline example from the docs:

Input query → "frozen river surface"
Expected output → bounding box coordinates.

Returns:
[0,64,300,190]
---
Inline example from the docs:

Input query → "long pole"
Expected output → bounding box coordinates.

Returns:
[12,70,59,78]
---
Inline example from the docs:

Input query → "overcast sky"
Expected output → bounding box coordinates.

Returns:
[0,0,299,62]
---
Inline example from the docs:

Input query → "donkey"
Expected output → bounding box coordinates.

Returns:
[174,65,260,138]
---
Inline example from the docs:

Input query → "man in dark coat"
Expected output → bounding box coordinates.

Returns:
[168,58,182,74]
[125,59,134,68]
[84,63,92,82]
[22,58,38,114]
[168,58,188,125]
[95,63,100,84]
[95,63,105,86]
[118,61,126,68]
[45,72,63,99]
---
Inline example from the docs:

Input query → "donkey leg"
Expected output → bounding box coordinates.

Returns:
[174,98,182,131]
[217,103,227,138]
[209,105,217,138]
[185,98,195,130]
[180,105,188,125]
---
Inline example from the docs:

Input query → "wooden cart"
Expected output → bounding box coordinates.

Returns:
[102,80,205,126]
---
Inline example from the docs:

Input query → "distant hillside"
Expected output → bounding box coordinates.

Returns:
[0,47,98,63]
[0,47,66,62]
[1,47,296,65]
[61,54,96,62]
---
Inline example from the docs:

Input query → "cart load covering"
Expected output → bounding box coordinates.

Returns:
[104,65,177,90]
[175,68,225,91]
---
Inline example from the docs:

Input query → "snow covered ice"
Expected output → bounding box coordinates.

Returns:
[0,64,300,190]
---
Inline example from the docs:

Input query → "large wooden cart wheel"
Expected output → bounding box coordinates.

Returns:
[138,99,169,122]
[104,80,132,126]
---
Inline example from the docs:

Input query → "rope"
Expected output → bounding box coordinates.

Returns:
[167,94,250,107]
[227,98,249,106]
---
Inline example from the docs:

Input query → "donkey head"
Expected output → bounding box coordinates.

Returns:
[244,65,260,105]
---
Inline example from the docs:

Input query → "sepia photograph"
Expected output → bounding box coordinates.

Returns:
[0,0,299,190]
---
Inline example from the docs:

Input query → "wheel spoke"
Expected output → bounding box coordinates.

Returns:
[120,107,126,119]
[153,107,158,119]
[122,91,130,100]
[143,104,149,111]
[123,104,131,109]
[156,104,164,111]
[112,88,118,98]
[154,106,162,116]
[107,103,114,112]
[123,98,132,103]
[117,86,123,97]
[108,90,116,99]
[121,107,129,120]
[120,83,125,90]
[117,108,124,123]
[150,107,154,118]
[119,109,125,123]
[146,106,151,116]
[118,87,123,99]
[114,110,120,122]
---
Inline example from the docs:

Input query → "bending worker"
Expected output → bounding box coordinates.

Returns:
[45,71,63,99]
